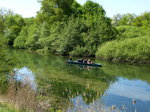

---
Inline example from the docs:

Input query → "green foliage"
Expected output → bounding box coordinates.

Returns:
[83,0,105,16]
[0,50,14,74]
[114,13,135,26]
[48,108,62,112]
[0,36,8,47]
[4,14,25,46]
[25,23,40,50]
[37,0,74,23]
[0,75,8,93]
[13,26,28,48]
[36,21,58,54]
[78,16,118,56]
[72,1,83,17]
[0,13,5,35]
[132,12,150,27]
[1,1,150,63]
[55,17,84,55]
[108,12,150,62]
[83,1,105,27]
[116,25,146,40]
[113,12,150,27]
[69,45,87,56]
[0,0,118,57]
[96,36,150,62]
[13,18,40,49]
[0,49,14,93]
[0,103,20,112]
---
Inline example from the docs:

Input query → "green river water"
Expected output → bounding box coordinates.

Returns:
[3,49,150,112]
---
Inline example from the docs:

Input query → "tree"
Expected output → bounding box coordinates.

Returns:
[37,0,74,23]
[83,0,105,26]
[117,13,136,26]
[140,12,150,27]
[0,9,5,35]
[4,13,25,45]
[112,14,123,26]
[0,48,14,93]
[13,26,28,48]
[54,17,84,55]
[72,1,83,17]
[84,16,118,56]
[25,23,40,50]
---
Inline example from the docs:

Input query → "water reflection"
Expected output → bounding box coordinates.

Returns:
[108,77,150,101]
[5,49,150,112]
[13,67,37,90]
[102,77,150,112]
[68,96,107,112]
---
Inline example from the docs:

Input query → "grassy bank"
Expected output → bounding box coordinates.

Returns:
[0,103,21,112]
[96,35,150,63]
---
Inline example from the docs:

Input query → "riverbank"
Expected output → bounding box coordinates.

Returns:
[0,77,63,112]
[96,25,150,64]
[9,46,149,65]
[0,103,20,112]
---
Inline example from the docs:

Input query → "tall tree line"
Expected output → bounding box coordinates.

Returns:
[0,0,150,61]
[0,0,117,56]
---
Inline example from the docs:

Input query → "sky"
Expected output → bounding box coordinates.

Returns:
[0,0,150,18]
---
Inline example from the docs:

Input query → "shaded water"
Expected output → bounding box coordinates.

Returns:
[5,49,150,112]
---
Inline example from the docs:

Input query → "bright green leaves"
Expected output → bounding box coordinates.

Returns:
[96,35,150,62]
[0,49,14,94]
[56,18,84,55]
[3,13,25,46]
[83,1,105,27]
[13,26,28,48]
[1,0,118,57]
[113,12,150,27]
[38,0,74,23]
[83,0,105,16]
[13,18,40,50]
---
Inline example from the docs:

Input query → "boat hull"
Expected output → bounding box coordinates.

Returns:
[66,60,102,67]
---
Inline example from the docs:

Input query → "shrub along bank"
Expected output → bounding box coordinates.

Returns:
[96,35,150,63]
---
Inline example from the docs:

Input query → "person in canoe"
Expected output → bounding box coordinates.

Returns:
[83,59,88,63]
[87,59,94,64]
[87,59,91,64]
[77,59,83,63]
[67,58,102,67]
[69,57,73,62]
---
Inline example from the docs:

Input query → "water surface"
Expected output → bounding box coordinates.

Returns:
[6,49,150,112]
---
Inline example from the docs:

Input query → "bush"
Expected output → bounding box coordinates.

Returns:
[69,46,87,56]
[13,27,28,49]
[116,25,146,40]
[96,36,150,63]
[0,50,14,93]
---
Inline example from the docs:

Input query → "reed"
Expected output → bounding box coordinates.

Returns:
[0,78,51,112]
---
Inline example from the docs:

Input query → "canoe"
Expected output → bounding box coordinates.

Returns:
[66,60,102,67]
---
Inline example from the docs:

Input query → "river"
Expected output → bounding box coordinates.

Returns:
[4,49,150,112]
